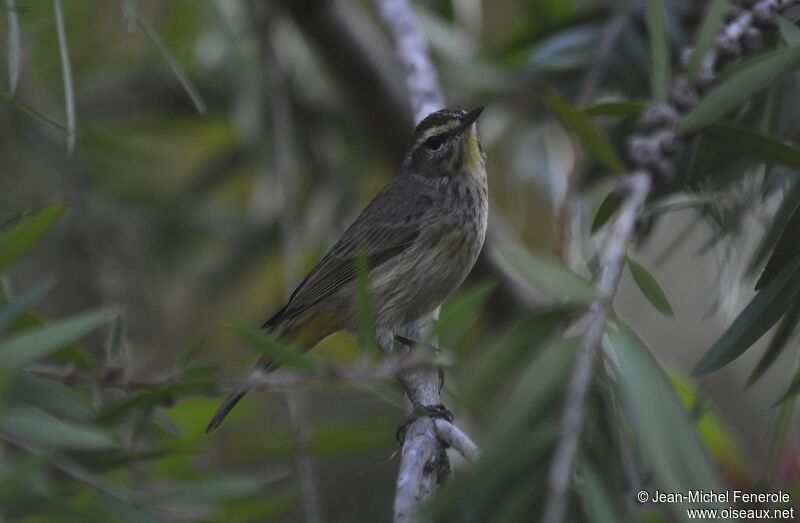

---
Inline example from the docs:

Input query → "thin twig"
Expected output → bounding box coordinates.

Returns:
[53,0,76,155]
[544,173,651,523]
[433,419,479,463]
[6,0,21,95]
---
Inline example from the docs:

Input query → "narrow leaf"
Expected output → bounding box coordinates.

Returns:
[14,372,94,421]
[433,282,495,348]
[541,88,624,173]
[0,310,111,370]
[749,179,800,277]
[627,258,674,316]
[6,0,20,94]
[0,91,70,133]
[756,195,800,290]
[499,246,597,304]
[607,323,723,523]
[591,191,621,233]
[702,124,800,169]
[680,45,800,134]
[0,407,114,450]
[96,382,212,424]
[581,101,645,118]
[0,205,65,274]
[646,0,670,101]
[53,0,76,155]
[137,17,207,115]
[0,277,55,331]
[746,299,800,387]
[693,254,800,376]
[777,16,800,46]
[463,308,569,406]
[230,322,318,372]
[687,0,729,80]
[644,192,715,216]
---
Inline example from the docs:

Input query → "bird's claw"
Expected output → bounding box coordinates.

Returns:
[395,404,454,444]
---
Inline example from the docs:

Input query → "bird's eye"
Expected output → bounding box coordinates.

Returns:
[424,135,444,151]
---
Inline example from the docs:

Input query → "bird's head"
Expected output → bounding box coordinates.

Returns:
[402,107,484,178]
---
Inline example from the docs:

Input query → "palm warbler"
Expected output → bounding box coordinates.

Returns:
[207,107,487,432]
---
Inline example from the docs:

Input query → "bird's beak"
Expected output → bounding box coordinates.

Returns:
[453,106,484,136]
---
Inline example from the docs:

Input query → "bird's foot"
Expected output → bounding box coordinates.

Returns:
[395,404,453,444]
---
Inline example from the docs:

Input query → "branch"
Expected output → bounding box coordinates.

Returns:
[370,0,481,520]
[543,2,800,522]
[373,0,444,121]
[433,419,479,463]
[26,354,444,394]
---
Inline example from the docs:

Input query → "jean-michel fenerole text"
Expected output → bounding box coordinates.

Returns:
[651,490,791,505]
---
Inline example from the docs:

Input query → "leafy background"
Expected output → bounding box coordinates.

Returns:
[2,0,800,521]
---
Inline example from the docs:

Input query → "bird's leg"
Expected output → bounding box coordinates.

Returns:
[393,334,444,391]
[395,403,454,444]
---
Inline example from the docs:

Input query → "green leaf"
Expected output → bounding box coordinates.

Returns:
[230,322,319,372]
[14,372,94,421]
[97,491,159,523]
[137,17,207,115]
[777,16,800,46]
[680,45,800,134]
[627,258,674,316]
[693,254,800,376]
[773,366,800,406]
[96,382,213,424]
[499,246,597,304]
[577,463,624,523]
[702,124,800,169]
[687,0,729,80]
[463,308,570,406]
[179,337,205,370]
[646,0,670,101]
[0,407,114,450]
[0,205,65,274]
[540,88,624,173]
[591,191,621,233]
[0,310,111,370]
[0,278,55,332]
[607,323,723,523]
[746,299,800,387]
[105,312,123,360]
[581,101,645,118]
[644,192,715,216]
[158,476,285,504]
[433,282,495,348]
[53,0,76,155]
[0,91,70,133]
[756,192,800,290]
[750,179,800,277]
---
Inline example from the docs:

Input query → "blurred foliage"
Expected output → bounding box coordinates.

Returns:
[2,0,800,522]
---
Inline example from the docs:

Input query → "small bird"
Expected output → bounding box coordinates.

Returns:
[206,107,488,433]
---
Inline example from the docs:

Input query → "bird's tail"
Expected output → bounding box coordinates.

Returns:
[205,384,250,433]
[205,311,338,433]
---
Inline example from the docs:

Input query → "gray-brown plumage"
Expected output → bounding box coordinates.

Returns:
[207,107,488,432]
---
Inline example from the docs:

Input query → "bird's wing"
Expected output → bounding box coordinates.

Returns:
[263,180,430,329]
